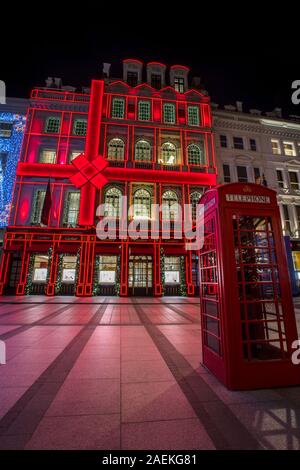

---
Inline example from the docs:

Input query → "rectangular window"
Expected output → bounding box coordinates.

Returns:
[250,138,257,151]
[39,149,56,164]
[163,103,176,124]
[237,166,248,182]
[33,255,49,283]
[174,77,185,93]
[62,255,77,283]
[73,119,87,136]
[276,169,285,188]
[31,190,46,224]
[151,74,162,89]
[69,151,83,163]
[111,97,125,119]
[233,137,244,150]
[223,164,231,182]
[99,256,117,284]
[289,171,299,190]
[282,204,291,235]
[63,191,80,226]
[187,106,200,126]
[127,71,138,87]
[271,139,281,155]
[283,141,296,157]
[138,101,151,121]
[45,117,60,134]
[254,167,260,182]
[0,122,13,138]
[220,135,227,148]
[164,256,180,284]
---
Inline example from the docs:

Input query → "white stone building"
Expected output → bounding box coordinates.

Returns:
[213,103,300,287]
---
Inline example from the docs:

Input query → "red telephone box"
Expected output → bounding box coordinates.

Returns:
[198,183,300,390]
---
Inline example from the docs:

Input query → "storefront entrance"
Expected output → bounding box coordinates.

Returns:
[128,255,153,296]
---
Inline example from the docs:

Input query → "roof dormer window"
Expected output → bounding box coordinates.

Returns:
[146,62,166,89]
[122,59,143,86]
[170,65,189,93]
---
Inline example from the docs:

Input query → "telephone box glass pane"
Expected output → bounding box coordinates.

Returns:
[199,216,222,356]
[232,215,288,361]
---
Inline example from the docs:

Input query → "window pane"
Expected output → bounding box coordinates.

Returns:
[220,135,227,148]
[73,120,87,136]
[33,255,49,282]
[0,122,13,138]
[162,191,179,221]
[188,143,205,165]
[133,189,151,219]
[283,142,296,156]
[163,103,176,124]
[99,256,117,284]
[104,187,122,217]
[237,166,248,182]
[233,137,244,149]
[45,117,60,133]
[161,142,177,165]
[62,256,76,283]
[135,140,151,161]
[223,164,231,182]
[111,98,125,119]
[39,149,56,164]
[138,101,151,121]
[271,139,280,155]
[31,190,46,224]
[188,106,199,126]
[127,71,138,87]
[174,77,185,93]
[64,192,80,225]
[151,74,162,89]
[165,256,180,284]
[107,138,125,161]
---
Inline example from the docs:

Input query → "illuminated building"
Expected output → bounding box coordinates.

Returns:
[213,102,300,293]
[0,61,216,296]
[0,98,28,240]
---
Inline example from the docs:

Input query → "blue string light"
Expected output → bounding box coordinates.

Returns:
[0,112,26,226]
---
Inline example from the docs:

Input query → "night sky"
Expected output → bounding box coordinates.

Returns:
[2,7,299,118]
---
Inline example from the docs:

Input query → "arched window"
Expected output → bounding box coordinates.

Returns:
[135,140,151,161]
[190,191,202,220]
[133,189,151,219]
[187,144,204,166]
[162,190,179,221]
[107,138,125,161]
[161,142,177,165]
[104,187,122,218]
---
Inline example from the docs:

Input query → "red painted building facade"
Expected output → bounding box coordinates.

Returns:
[0,60,217,297]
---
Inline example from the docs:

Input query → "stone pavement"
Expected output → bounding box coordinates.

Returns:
[0,296,300,450]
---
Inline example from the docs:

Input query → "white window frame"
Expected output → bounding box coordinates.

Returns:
[283,141,296,157]
[271,139,281,155]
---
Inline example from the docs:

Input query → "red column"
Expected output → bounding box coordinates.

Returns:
[78,80,104,226]
[46,243,59,296]
[154,241,162,296]
[120,242,129,296]
[76,236,95,296]
[16,243,30,295]
[186,250,195,296]
[0,251,11,295]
